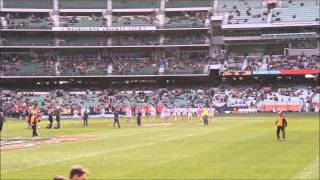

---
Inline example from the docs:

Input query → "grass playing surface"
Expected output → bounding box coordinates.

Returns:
[1,113,319,180]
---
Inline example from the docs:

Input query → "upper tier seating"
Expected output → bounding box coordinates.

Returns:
[165,0,213,8]
[0,55,56,76]
[59,0,107,9]
[60,16,106,27]
[6,17,53,29]
[271,4,320,23]
[2,37,55,46]
[113,0,160,9]
[218,0,267,24]
[112,16,157,26]
[3,0,53,8]
[165,11,207,28]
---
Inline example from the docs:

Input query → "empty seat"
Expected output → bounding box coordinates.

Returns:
[3,0,52,8]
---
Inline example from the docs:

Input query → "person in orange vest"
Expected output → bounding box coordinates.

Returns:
[275,111,287,140]
[30,112,39,137]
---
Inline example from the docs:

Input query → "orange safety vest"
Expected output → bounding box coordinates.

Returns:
[277,115,283,126]
[30,115,37,125]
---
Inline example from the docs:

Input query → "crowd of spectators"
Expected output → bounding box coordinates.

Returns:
[2,33,212,46]
[2,54,319,76]
[111,56,159,75]
[259,86,315,106]
[60,14,106,27]
[163,33,209,45]
[58,56,108,76]
[223,56,245,71]
[1,85,318,117]
[266,55,319,70]
[160,53,210,74]
[245,57,264,71]
[2,13,53,29]
[0,54,56,76]
[112,34,160,46]
[113,15,157,26]
[1,52,212,76]
[165,11,208,28]
[222,55,320,72]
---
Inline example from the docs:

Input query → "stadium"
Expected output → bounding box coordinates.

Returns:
[0,0,319,179]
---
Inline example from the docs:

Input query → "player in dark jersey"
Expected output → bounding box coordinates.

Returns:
[0,112,5,132]
[137,110,142,128]
[113,109,121,128]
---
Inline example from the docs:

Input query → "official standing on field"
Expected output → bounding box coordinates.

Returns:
[113,109,121,128]
[47,111,53,128]
[275,111,287,140]
[55,110,61,129]
[136,110,142,127]
[0,112,5,132]
[31,112,39,137]
[83,110,89,127]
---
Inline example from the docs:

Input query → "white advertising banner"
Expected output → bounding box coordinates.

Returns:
[52,26,157,31]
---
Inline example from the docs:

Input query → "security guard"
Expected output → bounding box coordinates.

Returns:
[30,112,39,137]
[275,111,287,140]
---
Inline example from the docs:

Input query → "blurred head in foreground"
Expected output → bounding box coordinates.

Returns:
[70,165,89,180]
[53,175,67,180]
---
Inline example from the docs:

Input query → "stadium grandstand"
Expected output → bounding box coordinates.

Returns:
[0,0,319,115]
[0,1,320,180]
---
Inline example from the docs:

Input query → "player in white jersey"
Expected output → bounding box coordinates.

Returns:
[100,108,107,120]
[73,108,79,119]
[160,107,167,123]
[176,107,182,121]
[196,107,202,120]
[141,107,146,118]
[150,105,157,120]
[171,107,177,121]
[181,107,187,121]
[209,107,215,121]
[80,107,85,120]
[166,108,171,122]
[126,106,132,123]
[187,107,193,121]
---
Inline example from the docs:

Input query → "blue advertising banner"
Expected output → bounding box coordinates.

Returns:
[252,70,280,75]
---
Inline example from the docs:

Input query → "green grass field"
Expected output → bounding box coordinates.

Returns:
[1,113,319,180]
